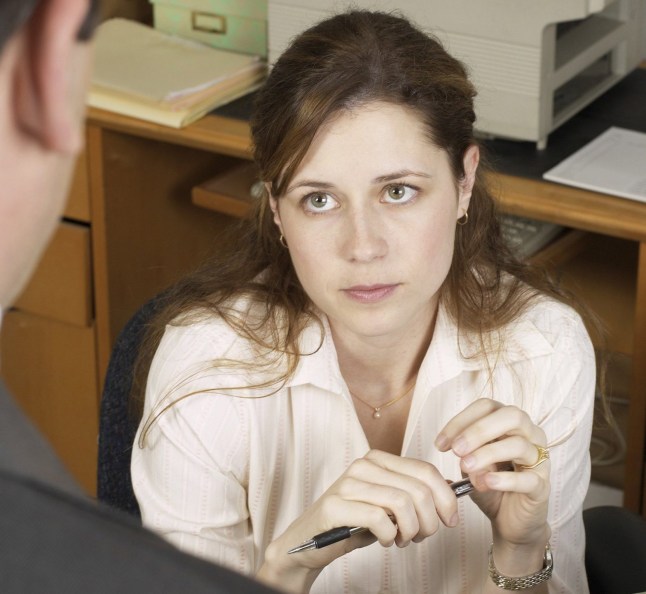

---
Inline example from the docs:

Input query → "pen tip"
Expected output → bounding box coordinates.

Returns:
[287,541,315,554]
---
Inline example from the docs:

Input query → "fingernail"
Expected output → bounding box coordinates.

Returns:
[462,455,475,470]
[452,436,467,456]
[449,512,459,527]
[435,433,449,450]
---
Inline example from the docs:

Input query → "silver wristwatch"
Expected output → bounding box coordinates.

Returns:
[488,543,553,590]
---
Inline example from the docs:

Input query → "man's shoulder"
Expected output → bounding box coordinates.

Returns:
[0,381,80,495]
[0,468,276,594]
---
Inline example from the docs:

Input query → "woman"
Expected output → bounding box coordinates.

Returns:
[131,10,595,593]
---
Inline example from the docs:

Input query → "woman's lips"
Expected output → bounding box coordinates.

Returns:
[342,284,399,303]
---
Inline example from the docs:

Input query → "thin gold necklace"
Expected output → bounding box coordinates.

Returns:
[350,380,416,420]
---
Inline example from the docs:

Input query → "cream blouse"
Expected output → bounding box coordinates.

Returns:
[132,298,595,593]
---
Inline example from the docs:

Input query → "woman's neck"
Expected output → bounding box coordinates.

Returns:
[332,316,437,455]
[326,302,440,453]
[331,305,438,406]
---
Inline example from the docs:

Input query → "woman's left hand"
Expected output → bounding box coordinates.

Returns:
[435,398,551,549]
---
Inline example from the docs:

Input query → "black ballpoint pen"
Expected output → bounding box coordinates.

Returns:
[287,477,474,554]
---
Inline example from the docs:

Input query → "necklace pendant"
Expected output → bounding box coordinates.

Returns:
[372,408,382,419]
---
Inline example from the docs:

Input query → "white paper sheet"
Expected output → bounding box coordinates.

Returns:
[543,127,646,204]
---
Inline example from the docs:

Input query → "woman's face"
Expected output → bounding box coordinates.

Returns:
[270,101,478,346]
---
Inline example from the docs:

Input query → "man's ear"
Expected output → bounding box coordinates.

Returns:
[457,144,479,217]
[17,0,90,154]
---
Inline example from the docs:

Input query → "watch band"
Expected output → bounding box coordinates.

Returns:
[488,543,553,590]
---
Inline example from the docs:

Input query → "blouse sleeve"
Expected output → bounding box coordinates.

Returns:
[131,320,256,575]
[532,306,596,593]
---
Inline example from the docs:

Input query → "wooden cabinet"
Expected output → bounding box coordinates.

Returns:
[1,311,98,491]
[86,125,243,376]
[14,223,93,327]
[1,155,97,494]
[1,125,246,495]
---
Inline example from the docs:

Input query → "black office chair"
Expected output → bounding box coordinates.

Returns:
[97,292,169,517]
[584,505,646,594]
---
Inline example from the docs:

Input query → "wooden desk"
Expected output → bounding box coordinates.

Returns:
[4,106,645,513]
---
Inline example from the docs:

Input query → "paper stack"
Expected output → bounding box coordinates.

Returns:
[543,127,646,204]
[89,18,267,128]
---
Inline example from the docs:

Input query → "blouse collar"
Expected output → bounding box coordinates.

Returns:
[287,300,555,397]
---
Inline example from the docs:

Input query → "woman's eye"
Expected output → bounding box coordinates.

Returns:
[303,192,338,212]
[384,184,417,203]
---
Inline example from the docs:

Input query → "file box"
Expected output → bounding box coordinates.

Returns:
[150,0,267,57]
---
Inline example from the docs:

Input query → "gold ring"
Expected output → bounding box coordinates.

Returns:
[520,445,550,470]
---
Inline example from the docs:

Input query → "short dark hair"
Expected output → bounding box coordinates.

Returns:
[0,0,100,54]
[77,0,100,41]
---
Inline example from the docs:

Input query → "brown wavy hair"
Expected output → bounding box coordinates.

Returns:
[132,10,599,431]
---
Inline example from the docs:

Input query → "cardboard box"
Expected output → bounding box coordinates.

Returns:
[150,0,267,57]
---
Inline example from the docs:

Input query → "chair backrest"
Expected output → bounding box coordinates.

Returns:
[97,293,168,517]
[584,505,646,594]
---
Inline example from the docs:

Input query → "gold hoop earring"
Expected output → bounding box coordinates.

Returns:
[457,212,469,226]
[279,233,288,248]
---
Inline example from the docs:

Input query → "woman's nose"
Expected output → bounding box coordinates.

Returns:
[341,206,388,263]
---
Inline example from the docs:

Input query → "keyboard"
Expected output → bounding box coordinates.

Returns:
[499,214,565,259]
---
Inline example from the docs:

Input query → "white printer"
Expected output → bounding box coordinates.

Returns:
[267,0,644,148]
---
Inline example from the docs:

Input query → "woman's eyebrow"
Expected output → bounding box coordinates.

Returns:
[285,179,336,194]
[373,170,432,183]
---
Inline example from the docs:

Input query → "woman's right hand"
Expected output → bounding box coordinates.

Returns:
[256,449,460,593]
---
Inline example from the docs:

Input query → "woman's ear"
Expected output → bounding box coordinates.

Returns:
[457,144,480,217]
[267,183,284,233]
[16,0,91,154]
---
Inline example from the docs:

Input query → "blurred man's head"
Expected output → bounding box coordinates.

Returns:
[0,0,99,52]
[0,0,99,309]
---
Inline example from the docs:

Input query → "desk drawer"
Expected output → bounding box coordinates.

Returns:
[14,222,92,327]
[0,310,99,494]
[64,151,91,222]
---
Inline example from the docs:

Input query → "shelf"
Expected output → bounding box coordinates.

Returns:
[191,161,259,218]
[529,228,590,268]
